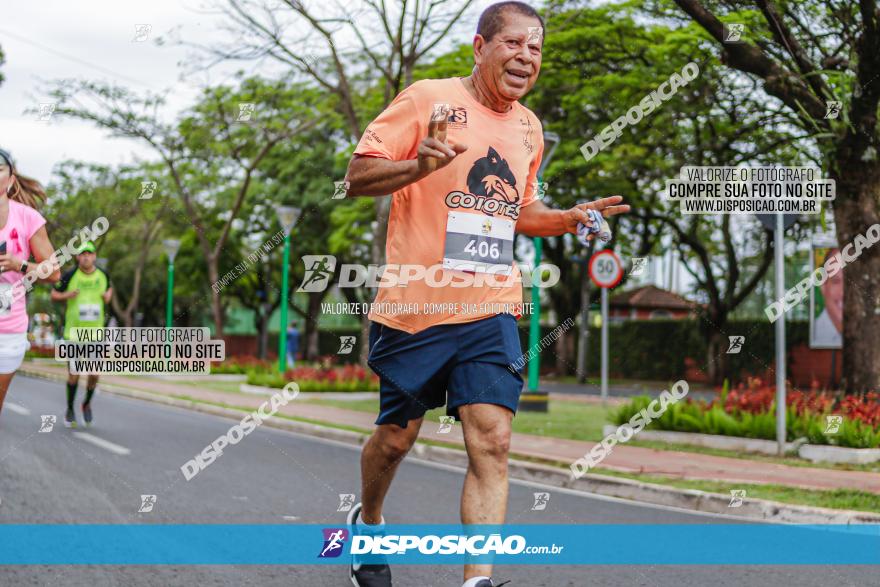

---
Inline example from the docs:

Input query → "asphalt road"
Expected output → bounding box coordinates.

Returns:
[0,375,874,586]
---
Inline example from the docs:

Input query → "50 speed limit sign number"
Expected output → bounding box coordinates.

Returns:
[589,250,623,288]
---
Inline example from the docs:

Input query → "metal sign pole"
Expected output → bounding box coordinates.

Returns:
[775,213,786,455]
[601,286,609,405]
[576,261,590,383]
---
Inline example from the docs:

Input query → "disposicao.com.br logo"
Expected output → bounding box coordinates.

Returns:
[318,528,348,558]
[297,255,561,292]
[350,533,563,557]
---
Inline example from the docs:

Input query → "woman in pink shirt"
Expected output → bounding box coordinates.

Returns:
[0,149,61,416]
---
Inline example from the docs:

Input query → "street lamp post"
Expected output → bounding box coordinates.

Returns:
[276,206,302,374]
[526,131,560,405]
[162,239,180,329]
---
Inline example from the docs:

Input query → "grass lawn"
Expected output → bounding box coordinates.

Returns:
[545,376,713,391]
[629,439,880,473]
[595,469,880,514]
[167,380,246,394]
[303,398,613,442]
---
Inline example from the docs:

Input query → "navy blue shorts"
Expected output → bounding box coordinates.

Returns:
[367,314,524,428]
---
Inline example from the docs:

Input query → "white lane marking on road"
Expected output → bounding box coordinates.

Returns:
[72,432,131,455]
[5,402,30,415]
[282,516,300,521]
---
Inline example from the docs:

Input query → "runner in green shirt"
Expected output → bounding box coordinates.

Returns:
[51,241,112,427]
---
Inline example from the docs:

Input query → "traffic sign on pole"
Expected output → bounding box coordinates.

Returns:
[588,250,623,404]
[589,250,624,289]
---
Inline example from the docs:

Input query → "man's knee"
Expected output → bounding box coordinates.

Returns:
[373,424,419,461]
[461,405,513,460]
[468,423,512,461]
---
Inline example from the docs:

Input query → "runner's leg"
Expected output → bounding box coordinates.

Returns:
[84,374,99,405]
[359,417,423,524]
[66,370,79,411]
[458,403,514,583]
[0,371,15,414]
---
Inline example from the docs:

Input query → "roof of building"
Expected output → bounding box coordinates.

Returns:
[609,285,699,311]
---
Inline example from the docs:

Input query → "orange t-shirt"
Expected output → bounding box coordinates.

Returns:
[354,77,544,334]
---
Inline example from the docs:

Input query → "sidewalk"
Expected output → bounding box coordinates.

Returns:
[19,362,880,495]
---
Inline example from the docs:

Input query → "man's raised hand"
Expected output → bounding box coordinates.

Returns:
[418,104,467,174]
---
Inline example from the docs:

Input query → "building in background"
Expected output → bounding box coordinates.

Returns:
[608,285,700,322]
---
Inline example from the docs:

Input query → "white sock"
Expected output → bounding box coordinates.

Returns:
[356,512,385,534]
[462,577,491,587]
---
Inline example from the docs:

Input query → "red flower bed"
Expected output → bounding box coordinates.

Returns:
[839,391,880,428]
[718,377,880,428]
[285,363,378,384]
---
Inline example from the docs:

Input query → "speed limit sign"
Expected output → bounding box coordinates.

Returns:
[589,250,623,288]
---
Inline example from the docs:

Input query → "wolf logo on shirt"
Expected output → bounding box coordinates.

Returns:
[446,147,522,219]
[466,147,520,204]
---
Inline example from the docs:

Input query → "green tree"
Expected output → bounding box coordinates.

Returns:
[664,0,880,391]
[504,4,804,382]
[44,161,171,327]
[45,75,322,335]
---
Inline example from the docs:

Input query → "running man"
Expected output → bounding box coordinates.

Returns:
[51,241,112,427]
[343,3,629,586]
[0,148,61,417]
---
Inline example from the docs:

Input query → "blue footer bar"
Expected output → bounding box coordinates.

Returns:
[1,524,879,565]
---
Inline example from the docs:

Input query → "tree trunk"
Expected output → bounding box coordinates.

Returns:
[207,259,224,336]
[704,326,729,386]
[831,159,880,392]
[255,304,271,360]
[554,331,575,376]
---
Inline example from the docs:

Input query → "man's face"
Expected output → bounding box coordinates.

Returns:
[474,13,543,103]
[821,251,844,334]
[77,251,95,270]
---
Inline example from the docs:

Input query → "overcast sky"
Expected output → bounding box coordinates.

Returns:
[0,0,495,184]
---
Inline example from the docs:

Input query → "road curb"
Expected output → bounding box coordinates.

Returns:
[19,368,880,524]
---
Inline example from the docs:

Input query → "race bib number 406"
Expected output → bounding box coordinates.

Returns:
[443,212,514,274]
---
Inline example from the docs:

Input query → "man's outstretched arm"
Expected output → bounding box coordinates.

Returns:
[516,196,631,237]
